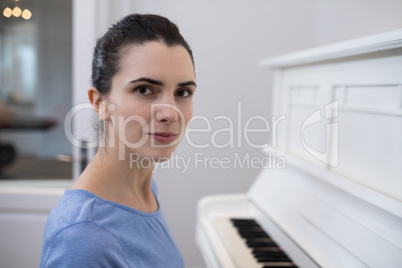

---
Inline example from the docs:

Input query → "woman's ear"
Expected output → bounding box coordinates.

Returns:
[88,87,110,121]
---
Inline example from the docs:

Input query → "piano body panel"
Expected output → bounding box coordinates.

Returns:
[197,194,251,221]
[196,29,402,268]
[248,161,402,268]
[274,47,402,203]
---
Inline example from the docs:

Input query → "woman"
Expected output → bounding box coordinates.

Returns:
[40,14,196,268]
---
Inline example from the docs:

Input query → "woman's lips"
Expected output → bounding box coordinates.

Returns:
[149,132,177,144]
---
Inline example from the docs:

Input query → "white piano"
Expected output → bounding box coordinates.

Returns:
[196,30,402,268]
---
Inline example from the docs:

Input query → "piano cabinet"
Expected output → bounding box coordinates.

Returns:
[196,29,402,268]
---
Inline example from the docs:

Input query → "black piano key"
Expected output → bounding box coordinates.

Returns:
[238,227,266,233]
[247,237,273,242]
[231,218,259,226]
[255,254,291,262]
[252,247,282,252]
[246,241,278,247]
[257,255,292,262]
[255,255,291,262]
[247,238,274,245]
[236,226,266,232]
[262,266,295,268]
[245,238,274,246]
[262,266,297,268]
[233,224,259,231]
[253,250,288,257]
[239,231,270,239]
[262,263,297,268]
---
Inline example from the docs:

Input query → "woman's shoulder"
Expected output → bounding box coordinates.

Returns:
[40,190,130,267]
[40,221,128,268]
[46,190,97,227]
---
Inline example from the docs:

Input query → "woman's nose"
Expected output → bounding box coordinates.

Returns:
[153,102,179,124]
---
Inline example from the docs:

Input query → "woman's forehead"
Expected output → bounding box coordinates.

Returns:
[121,42,193,68]
[116,42,195,84]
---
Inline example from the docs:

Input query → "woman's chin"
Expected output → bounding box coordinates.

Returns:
[152,151,175,162]
[131,149,175,163]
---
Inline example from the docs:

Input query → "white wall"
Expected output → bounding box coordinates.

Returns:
[314,0,402,46]
[72,1,402,267]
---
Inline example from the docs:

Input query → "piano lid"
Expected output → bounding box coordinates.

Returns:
[260,29,402,68]
[247,29,402,267]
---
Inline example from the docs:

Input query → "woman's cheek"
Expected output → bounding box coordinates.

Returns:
[186,106,194,124]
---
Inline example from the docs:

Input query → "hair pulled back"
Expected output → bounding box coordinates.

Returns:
[91,14,194,96]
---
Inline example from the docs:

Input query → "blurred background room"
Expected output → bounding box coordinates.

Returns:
[0,0,72,179]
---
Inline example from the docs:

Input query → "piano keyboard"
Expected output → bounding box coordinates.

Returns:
[214,217,297,268]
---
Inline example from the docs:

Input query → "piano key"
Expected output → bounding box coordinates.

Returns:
[231,219,260,227]
[256,255,292,262]
[253,250,289,257]
[230,218,297,267]
[247,241,278,247]
[214,217,264,267]
[252,247,282,252]
[239,232,271,239]
[246,239,275,247]
[247,237,274,242]
[235,226,266,232]
[213,217,299,267]
[261,263,297,267]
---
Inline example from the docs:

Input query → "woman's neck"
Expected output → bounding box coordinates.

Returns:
[72,146,158,212]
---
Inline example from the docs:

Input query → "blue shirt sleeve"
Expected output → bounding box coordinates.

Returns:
[42,222,129,268]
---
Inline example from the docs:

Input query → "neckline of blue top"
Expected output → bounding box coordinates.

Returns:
[64,189,162,217]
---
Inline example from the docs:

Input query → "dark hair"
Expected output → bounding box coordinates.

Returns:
[91,14,194,96]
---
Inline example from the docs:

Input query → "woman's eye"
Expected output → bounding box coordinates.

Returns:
[136,86,153,95]
[176,89,192,97]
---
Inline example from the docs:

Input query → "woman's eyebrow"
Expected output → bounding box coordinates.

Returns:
[178,81,197,88]
[130,77,163,86]
[130,77,197,88]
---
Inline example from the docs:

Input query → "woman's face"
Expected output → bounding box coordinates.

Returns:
[105,41,196,161]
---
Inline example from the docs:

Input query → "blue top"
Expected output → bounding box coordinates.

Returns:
[40,181,184,268]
